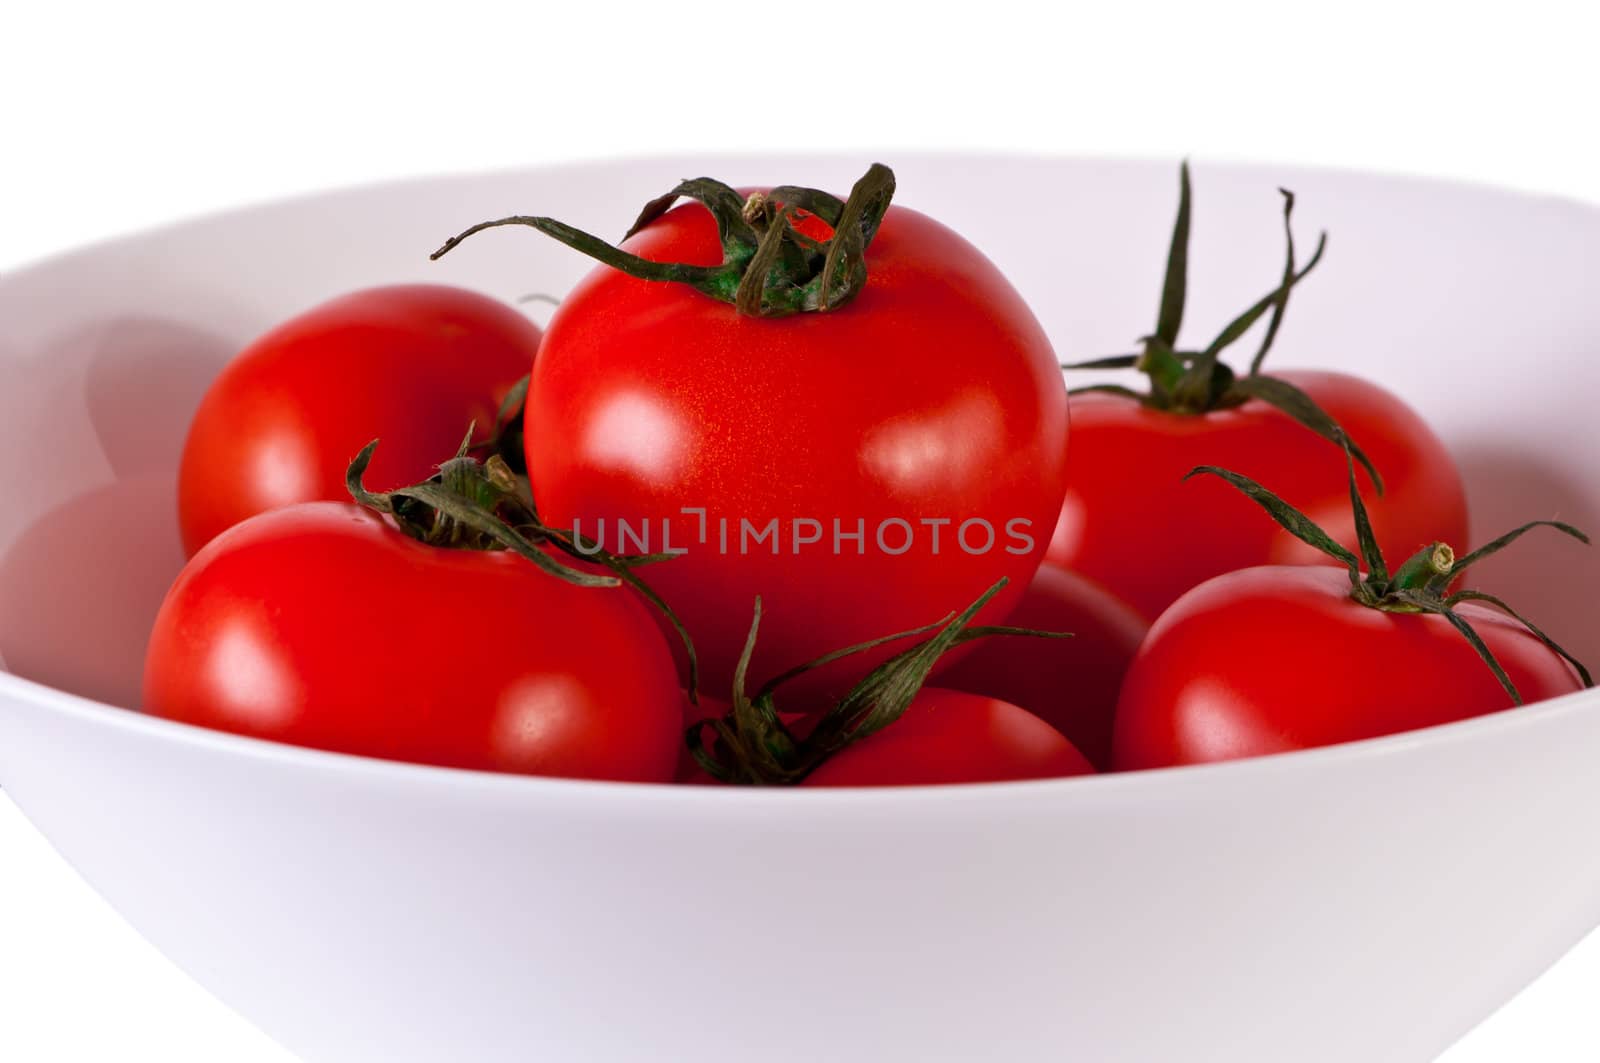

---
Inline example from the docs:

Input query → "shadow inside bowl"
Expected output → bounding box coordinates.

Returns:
[0,317,229,704]
[80,317,230,477]
[1454,440,1600,668]
[0,474,183,707]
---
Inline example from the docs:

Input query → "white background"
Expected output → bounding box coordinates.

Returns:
[3,2,1598,1059]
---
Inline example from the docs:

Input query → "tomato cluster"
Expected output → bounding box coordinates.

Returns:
[142,162,1592,786]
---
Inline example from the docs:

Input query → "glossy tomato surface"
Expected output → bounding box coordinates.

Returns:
[1049,370,1469,621]
[524,199,1068,704]
[178,285,537,555]
[1113,565,1585,770]
[144,502,682,782]
[802,687,1094,787]
[939,562,1147,770]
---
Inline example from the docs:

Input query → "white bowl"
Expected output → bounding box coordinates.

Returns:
[1,156,1597,1063]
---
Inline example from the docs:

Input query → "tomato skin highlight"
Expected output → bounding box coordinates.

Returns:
[178,285,537,556]
[1112,565,1585,771]
[937,562,1147,771]
[523,199,1068,703]
[802,688,1094,787]
[1049,370,1469,621]
[144,503,682,783]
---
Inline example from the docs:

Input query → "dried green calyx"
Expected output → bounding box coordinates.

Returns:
[1069,162,1385,493]
[1186,440,1593,705]
[430,163,897,318]
[689,578,1072,785]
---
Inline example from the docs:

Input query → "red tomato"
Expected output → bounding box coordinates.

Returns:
[1049,370,1468,620]
[801,687,1094,787]
[1113,565,1585,770]
[524,198,1067,703]
[938,562,1147,770]
[178,285,537,555]
[144,502,681,782]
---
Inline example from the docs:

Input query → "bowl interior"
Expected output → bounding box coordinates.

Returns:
[0,155,1596,708]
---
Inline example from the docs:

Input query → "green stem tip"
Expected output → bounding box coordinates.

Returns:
[1065,162,1382,494]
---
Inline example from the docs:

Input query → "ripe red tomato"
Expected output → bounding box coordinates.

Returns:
[178,285,537,555]
[521,193,1067,702]
[1050,371,1467,620]
[144,502,682,782]
[1112,565,1585,770]
[801,687,1094,787]
[937,562,1147,770]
